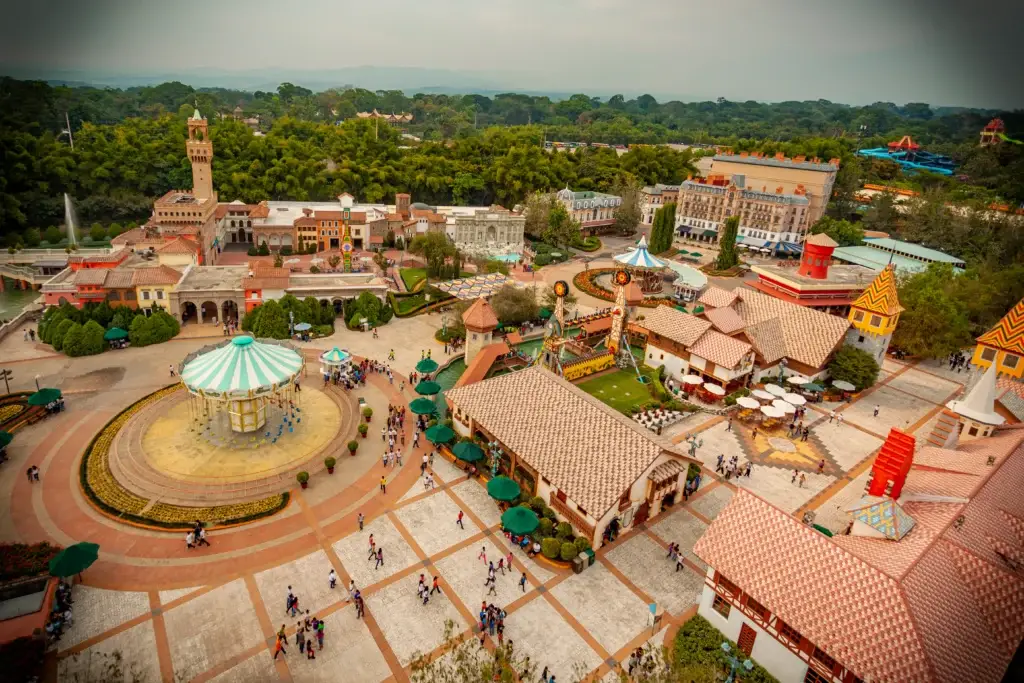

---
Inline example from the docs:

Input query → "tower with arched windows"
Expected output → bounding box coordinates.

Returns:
[186,108,215,201]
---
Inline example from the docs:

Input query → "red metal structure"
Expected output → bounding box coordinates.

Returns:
[867,428,916,498]
[886,136,920,152]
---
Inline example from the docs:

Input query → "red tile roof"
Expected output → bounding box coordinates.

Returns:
[462,298,498,331]
[156,237,198,254]
[977,298,1024,355]
[694,428,1024,683]
[132,266,183,286]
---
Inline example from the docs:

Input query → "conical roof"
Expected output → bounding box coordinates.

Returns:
[320,347,351,365]
[182,336,303,398]
[976,297,1024,355]
[462,298,498,331]
[614,235,666,269]
[947,364,1005,426]
[850,264,902,317]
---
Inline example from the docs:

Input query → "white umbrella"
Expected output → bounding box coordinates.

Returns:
[284,258,300,265]
[682,375,704,385]
[760,405,785,418]
[703,383,726,396]
[751,389,774,401]
[310,257,325,264]
[764,383,787,397]
[832,380,856,392]
[787,375,810,385]
[736,397,760,409]
[783,393,807,406]
[772,399,796,414]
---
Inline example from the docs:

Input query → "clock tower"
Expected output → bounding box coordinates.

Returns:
[186,108,215,201]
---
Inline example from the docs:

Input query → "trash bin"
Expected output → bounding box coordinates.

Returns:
[583,548,596,567]
[572,555,585,574]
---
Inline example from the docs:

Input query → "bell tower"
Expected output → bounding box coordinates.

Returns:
[186,108,215,200]
[846,264,902,365]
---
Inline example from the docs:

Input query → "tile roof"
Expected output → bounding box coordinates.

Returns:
[694,428,1024,683]
[649,459,686,482]
[741,318,788,365]
[850,264,902,317]
[446,366,689,515]
[249,202,270,219]
[805,232,839,248]
[243,276,290,290]
[976,298,1024,355]
[639,306,712,347]
[102,269,136,289]
[734,288,850,368]
[687,329,752,369]
[73,269,110,286]
[454,341,512,389]
[697,286,738,309]
[462,298,498,330]
[110,227,152,246]
[624,281,644,305]
[132,266,182,286]
[703,306,746,335]
[156,237,198,254]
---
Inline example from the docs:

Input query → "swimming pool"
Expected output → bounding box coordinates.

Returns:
[489,253,522,263]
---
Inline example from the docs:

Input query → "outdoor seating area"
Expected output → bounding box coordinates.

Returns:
[632,407,689,433]
[730,379,823,430]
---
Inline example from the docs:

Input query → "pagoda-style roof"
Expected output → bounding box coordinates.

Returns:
[849,264,902,316]
[976,298,1024,355]
[462,297,498,331]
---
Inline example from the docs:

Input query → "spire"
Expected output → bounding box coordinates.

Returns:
[636,234,649,250]
[947,363,1006,426]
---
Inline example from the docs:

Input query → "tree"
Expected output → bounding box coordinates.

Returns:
[714,215,740,270]
[489,284,538,325]
[258,241,270,256]
[89,223,106,241]
[65,320,106,356]
[54,321,81,353]
[273,252,283,268]
[522,193,551,241]
[385,229,395,248]
[611,181,642,235]
[828,156,862,220]
[809,216,863,247]
[43,226,62,245]
[861,192,898,233]
[649,203,676,254]
[543,201,580,248]
[541,285,577,315]
[891,263,974,358]
[328,254,341,269]
[23,227,41,246]
[250,300,289,338]
[828,345,881,391]
[50,319,75,351]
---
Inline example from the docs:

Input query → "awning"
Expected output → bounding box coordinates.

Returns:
[701,229,717,238]
[739,237,769,248]
[773,242,804,254]
[677,226,692,234]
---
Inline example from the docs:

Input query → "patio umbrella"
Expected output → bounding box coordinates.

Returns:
[772,399,796,414]
[764,384,787,397]
[48,542,100,578]
[409,397,437,415]
[501,506,539,535]
[682,375,704,385]
[751,389,774,401]
[539,308,552,319]
[284,258,300,265]
[487,475,521,502]
[0,430,13,448]
[689,251,702,257]
[736,397,760,409]
[832,380,856,392]
[415,380,442,396]
[416,357,439,374]
[803,383,825,393]
[425,424,455,444]
[783,393,807,406]
[294,322,312,332]
[760,405,785,419]
[103,327,128,341]
[703,383,725,396]
[310,257,325,264]
[28,388,61,406]
[786,376,810,386]
[452,441,485,463]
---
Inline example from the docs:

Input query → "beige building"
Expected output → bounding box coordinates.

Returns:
[554,187,622,236]
[707,152,839,228]
[452,208,526,256]
[640,184,680,225]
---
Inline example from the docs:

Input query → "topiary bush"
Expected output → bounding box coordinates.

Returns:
[556,521,573,539]
[529,496,546,511]
[560,542,578,562]
[538,518,554,537]
[59,322,85,355]
[541,537,561,559]
[50,318,75,351]
[542,506,557,521]
[574,537,591,553]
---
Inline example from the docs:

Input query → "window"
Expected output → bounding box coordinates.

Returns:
[853,311,864,322]
[712,595,731,618]
[156,290,165,300]
[981,347,997,362]
[1004,354,1020,369]
[869,315,882,327]
[142,290,151,300]
[125,291,136,300]
[968,425,978,436]
[778,620,801,645]
[556,489,567,503]
[858,335,865,343]
[717,574,739,597]
[812,646,836,671]
[660,353,664,360]
[745,596,769,621]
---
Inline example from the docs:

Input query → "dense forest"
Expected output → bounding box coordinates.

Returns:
[1,77,1022,246]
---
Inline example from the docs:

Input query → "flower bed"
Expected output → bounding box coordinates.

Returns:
[572,269,672,308]
[0,542,62,582]
[0,404,24,424]
[79,385,290,530]
[573,236,602,252]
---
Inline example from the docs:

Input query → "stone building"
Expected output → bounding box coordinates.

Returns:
[554,187,622,236]
[451,208,526,256]
[640,183,680,225]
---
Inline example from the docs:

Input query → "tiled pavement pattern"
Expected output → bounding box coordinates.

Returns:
[43,354,965,682]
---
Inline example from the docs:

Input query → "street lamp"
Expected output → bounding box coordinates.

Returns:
[721,643,753,683]
[777,357,788,382]
[487,440,503,478]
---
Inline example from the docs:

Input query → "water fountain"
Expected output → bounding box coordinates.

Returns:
[63,193,78,248]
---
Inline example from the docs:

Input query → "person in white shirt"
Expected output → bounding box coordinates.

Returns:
[328,569,337,589]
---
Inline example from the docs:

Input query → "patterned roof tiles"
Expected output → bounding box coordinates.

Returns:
[156,237,198,254]
[703,306,746,335]
[697,286,738,309]
[446,366,688,516]
[687,329,751,369]
[850,264,903,317]
[639,306,712,347]
[102,269,136,289]
[73,269,110,286]
[132,266,182,286]
[741,317,788,365]
[462,298,498,331]
[734,288,850,368]
[976,298,1024,355]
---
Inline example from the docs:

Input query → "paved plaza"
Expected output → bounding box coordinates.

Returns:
[0,313,972,682]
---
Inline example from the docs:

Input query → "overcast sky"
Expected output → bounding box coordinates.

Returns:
[2,0,1021,108]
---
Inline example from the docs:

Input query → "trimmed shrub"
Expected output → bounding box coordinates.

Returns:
[559,542,577,562]
[574,537,591,553]
[555,521,573,539]
[324,456,336,468]
[541,506,556,521]
[247,246,258,256]
[314,324,334,336]
[358,423,368,436]
[529,496,546,511]
[541,537,561,560]
[50,319,76,351]
[296,471,309,484]
[347,440,359,453]
[362,407,373,419]
[538,518,554,536]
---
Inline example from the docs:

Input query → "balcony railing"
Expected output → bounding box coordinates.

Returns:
[550,496,596,541]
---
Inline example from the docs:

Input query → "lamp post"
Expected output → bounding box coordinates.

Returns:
[683,433,703,459]
[777,357,788,382]
[721,643,753,683]
[487,440,503,478]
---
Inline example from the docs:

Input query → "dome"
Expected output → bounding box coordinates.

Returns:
[410,202,431,210]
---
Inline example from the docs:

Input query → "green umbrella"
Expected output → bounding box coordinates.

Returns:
[415,380,442,396]
[0,430,12,448]
[425,424,455,444]
[803,383,825,393]
[416,357,439,374]
[409,397,437,415]
[103,327,128,341]
[452,441,485,463]
[28,388,61,406]
[538,308,552,319]
[48,542,100,578]
[487,475,521,502]
[689,251,702,257]
[501,506,539,535]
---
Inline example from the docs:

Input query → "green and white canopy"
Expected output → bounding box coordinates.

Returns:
[181,336,303,400]
[320,347,352,367]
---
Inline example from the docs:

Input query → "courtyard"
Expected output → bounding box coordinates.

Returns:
[0,311,972,681]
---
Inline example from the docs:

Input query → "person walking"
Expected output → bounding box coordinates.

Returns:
[297,623,306,654]
[430,575,441,595]
[197,526,211,547]
[375,547,384,570]
[358,512,365,531]
[791,470,798,484]
[828,410,835,423]
[457,510,465,529]
[380,475,387,494]
[367,534,376,560]
[519,572,527,592]
[817,459,825,475]
[873,405,880,417]
[316,620,325,650]
[273,635,287,659]
[799,473,806,488]
[726,417,732,432]
[169,364,176,377]
[478,546,487,563]
[328,569,337,589]
[305,639,315,659]
[485,575,497,596]
[497,557,505,575]
[185,531,195,550]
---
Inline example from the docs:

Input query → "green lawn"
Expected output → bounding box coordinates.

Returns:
[400,267,427,291]
[393,293,427,315]
[577,367,658,414]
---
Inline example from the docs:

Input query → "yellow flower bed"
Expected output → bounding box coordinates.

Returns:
[0,404,25,423]
[83,385,288,528]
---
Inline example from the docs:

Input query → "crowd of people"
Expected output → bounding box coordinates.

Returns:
[44,580,75,644]
[947,349,970,373]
